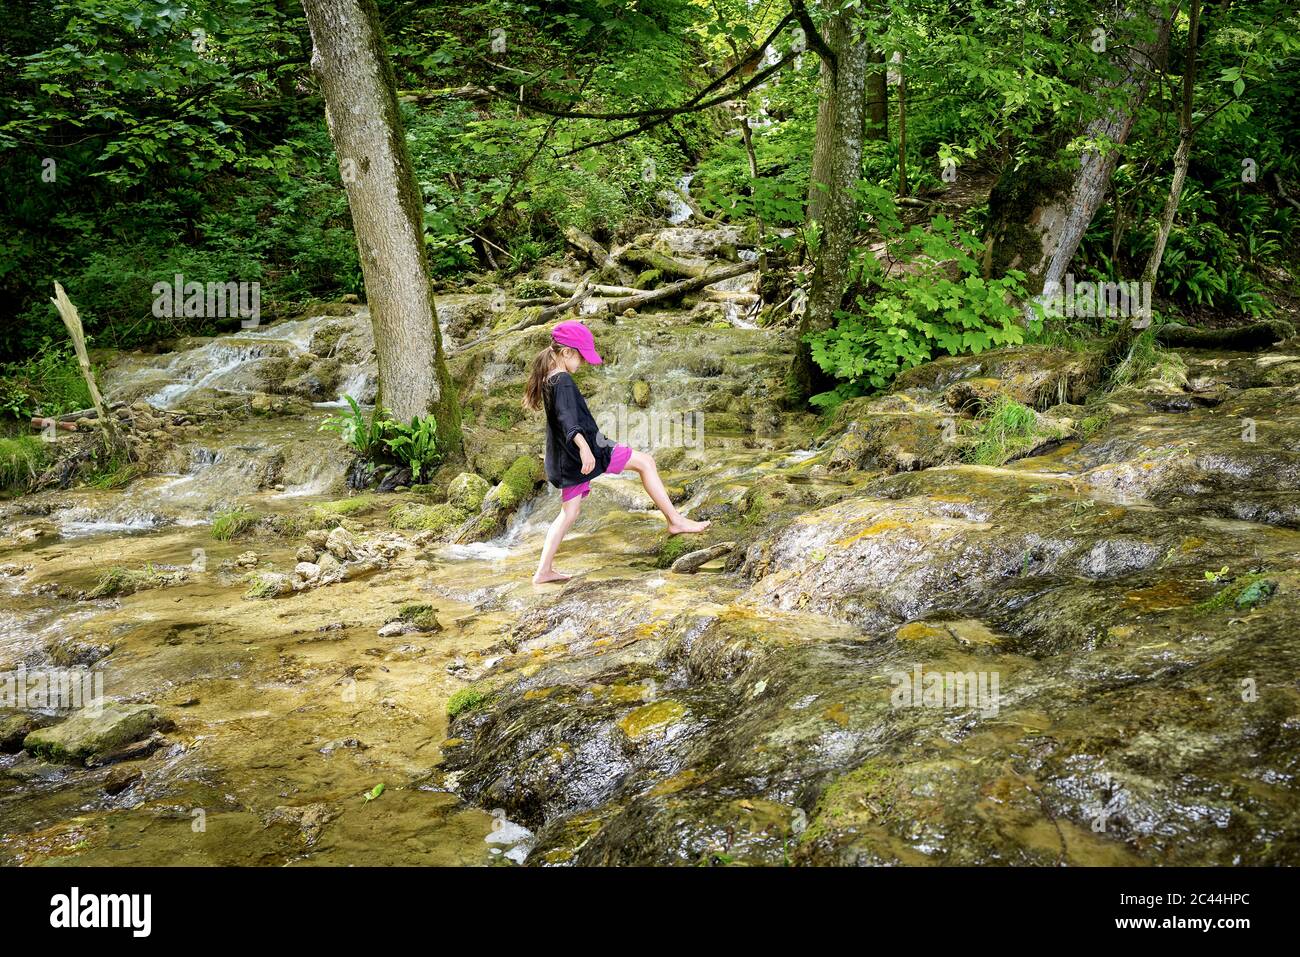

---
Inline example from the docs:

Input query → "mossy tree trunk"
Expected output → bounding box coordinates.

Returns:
[301,0,462,456]
[984,2,1176,304]
[791,14,871,404]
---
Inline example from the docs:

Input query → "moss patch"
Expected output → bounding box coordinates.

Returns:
[308,495,380,526]
[212,507,260,541]
[447,686,492,718]
[388,501,468,533]
[88,564,174,598]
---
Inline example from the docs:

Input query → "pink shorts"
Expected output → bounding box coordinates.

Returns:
[562,444,633,501]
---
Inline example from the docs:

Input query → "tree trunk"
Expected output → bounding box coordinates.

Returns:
[896,52,908,196]
[1142,0,1200,286]
[301,0,462,454]
[866,47,887,141]
[791,16,871,403]
[984,3,1177,303]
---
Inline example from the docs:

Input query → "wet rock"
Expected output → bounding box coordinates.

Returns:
[47,635,113,668]
[265,803,337,846]
[103,765,142,795]
[669,541,735,574]
[447,472,491,512]
[1,710,54,752]
[23,704,167,764]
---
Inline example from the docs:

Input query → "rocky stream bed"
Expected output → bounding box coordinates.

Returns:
[1,224,1298,866]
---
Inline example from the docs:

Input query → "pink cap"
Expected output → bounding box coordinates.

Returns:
[551,320,603,365]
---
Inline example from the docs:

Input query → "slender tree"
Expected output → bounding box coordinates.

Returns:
[1142,0,1201,287]
[984,1,1178,302]
[300,0,462,454]
[792,8,871,402]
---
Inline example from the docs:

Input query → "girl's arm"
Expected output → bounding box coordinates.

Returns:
[572,433,596,474]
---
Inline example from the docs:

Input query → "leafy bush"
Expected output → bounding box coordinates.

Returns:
[809,203,1031,402]
[322,396,443,483]
[0,342,92,419]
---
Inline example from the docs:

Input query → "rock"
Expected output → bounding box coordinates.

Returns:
[669,541,735,574]
[103,765,142,795]
[88,730,167,767]
[377,621,409,637]
[265,802,337,846]
[325,526,356,561]
[0,710,53,752]
[293,561,321,582]
[47,635,114,668]
[0,563,28,577]
[23,704,166,764]
[447,472,491,512]
[245,572,291,599]
[316,552,343,578]
[632,380,652,408]
[295,545,317,563]
[306,529,331,549]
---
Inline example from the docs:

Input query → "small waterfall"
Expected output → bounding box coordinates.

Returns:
[665,173,694,225]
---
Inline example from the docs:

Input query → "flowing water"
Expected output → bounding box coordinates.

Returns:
[3,232,1298,866]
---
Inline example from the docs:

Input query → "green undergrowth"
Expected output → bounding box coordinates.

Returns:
[964,397,1070,466]
[0,436,47,495]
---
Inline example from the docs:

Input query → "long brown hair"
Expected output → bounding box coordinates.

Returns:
[523,342,566,412]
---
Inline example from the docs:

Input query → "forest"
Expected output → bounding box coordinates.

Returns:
[0,0,1298,882]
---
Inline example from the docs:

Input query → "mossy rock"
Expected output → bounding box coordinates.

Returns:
[23,704,165,764]
[492,454,544,511]
[244,572,291,599]
[308,495,380,525]
[397,602,442,632]
[446,472,491,512]
[388,502,468,533]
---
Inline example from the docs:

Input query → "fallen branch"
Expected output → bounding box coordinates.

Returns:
[1155,319,1295,350]
[50,282,120,451]
[533,273,595,326]
[600,261,757,314]
[617,247,705,281]
[563,226,615,271]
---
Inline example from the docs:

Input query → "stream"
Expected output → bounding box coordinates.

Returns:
[2,223,1298,866]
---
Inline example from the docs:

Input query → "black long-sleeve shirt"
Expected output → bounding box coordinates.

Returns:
[542,371,614,488]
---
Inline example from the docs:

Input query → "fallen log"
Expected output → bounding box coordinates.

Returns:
[546,279,640,298]
[670,541,735,574]
[31,417,78,433]
[1155,319,1295,350]
[600,261,757,314]
[563,226,616,271]
[617,247,704,281]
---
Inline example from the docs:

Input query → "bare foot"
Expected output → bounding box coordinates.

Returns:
[666,518,711,535]
[531,569,571,585]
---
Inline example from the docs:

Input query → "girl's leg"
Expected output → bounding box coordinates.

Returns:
[624,450,710,534]
[533,495,583,584]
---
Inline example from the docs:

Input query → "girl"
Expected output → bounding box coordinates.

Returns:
[522,320,709,585]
